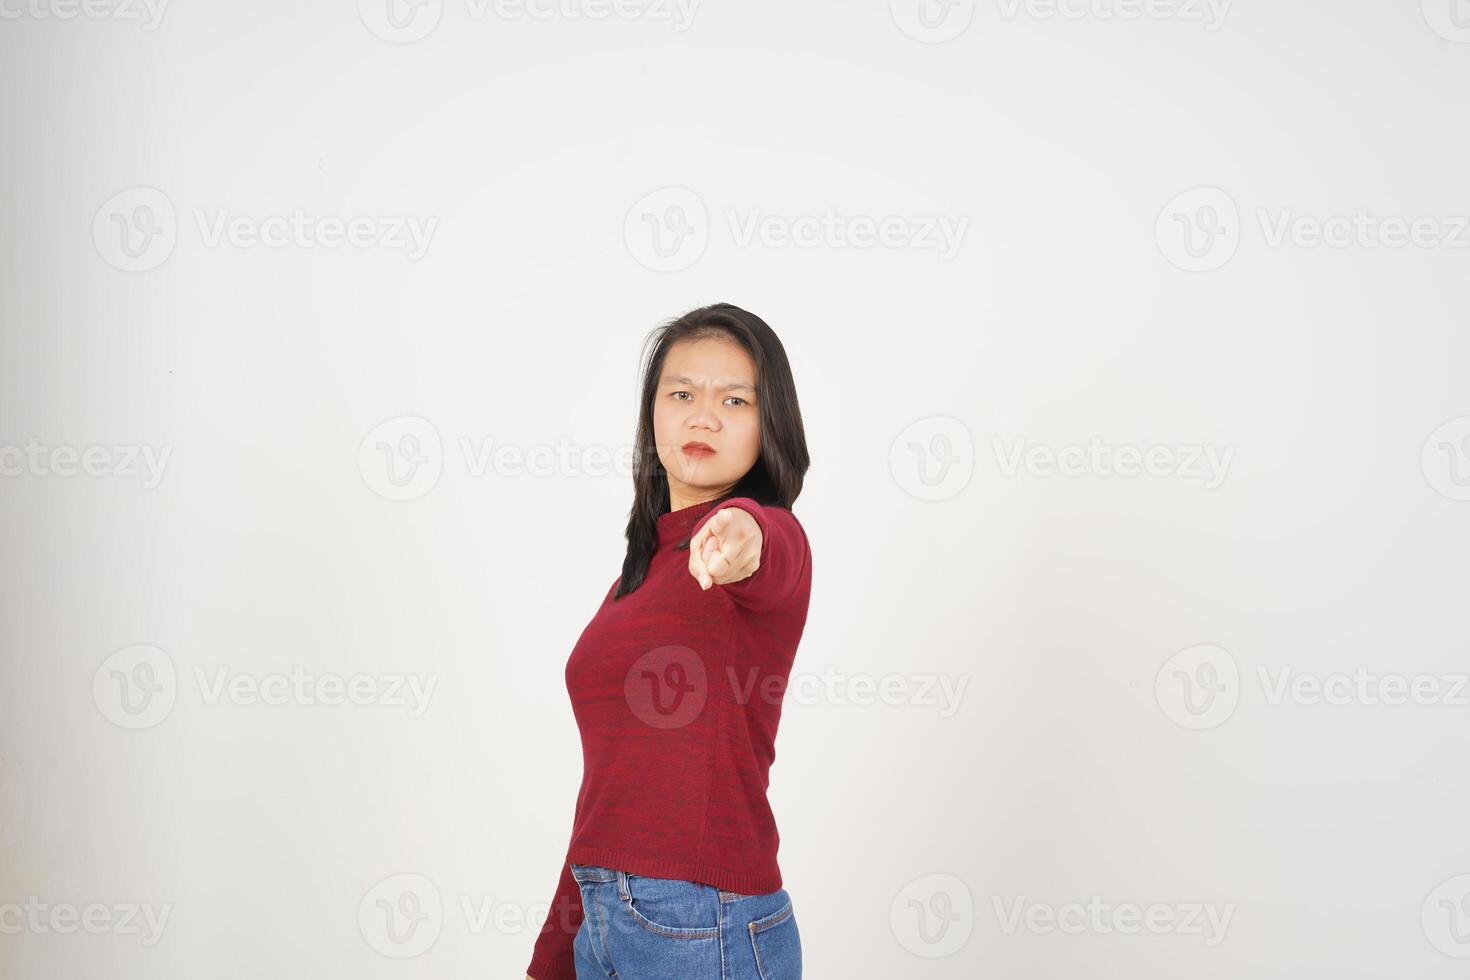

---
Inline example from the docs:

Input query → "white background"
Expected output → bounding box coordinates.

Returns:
[2,0,1469,977]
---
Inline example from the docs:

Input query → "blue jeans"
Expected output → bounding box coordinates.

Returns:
[568,863,801,980]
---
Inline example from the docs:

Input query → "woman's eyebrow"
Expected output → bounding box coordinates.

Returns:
[662,374,756,393]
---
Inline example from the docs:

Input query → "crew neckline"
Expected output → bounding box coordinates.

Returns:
[655,495,732,548]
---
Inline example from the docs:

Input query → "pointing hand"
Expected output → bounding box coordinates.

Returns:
[688,506,762,591]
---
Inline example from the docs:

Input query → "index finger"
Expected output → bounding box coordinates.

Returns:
[688,510,730,587]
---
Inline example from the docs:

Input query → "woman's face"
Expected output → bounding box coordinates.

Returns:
[653,335,761,505]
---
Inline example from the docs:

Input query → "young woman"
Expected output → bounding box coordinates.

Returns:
[524,303,813,980]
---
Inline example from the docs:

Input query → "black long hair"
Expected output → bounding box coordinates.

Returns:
[614,303,809,598]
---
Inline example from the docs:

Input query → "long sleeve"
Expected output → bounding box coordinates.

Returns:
[703,497,811,613]
[526,856,582,980]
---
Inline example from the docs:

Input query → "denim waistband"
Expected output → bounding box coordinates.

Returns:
[569,862,620,883]
[569,862,762,903]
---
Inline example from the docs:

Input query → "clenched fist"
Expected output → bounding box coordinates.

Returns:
[688,505,762,590]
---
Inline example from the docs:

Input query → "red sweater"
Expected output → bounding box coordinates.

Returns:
[526,495,813,980]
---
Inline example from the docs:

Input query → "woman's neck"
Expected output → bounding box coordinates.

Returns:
[668,484,736,512]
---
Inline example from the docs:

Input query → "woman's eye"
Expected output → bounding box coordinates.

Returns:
[669,391,748,406]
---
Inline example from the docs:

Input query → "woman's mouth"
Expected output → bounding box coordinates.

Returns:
[682,442,716,458]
